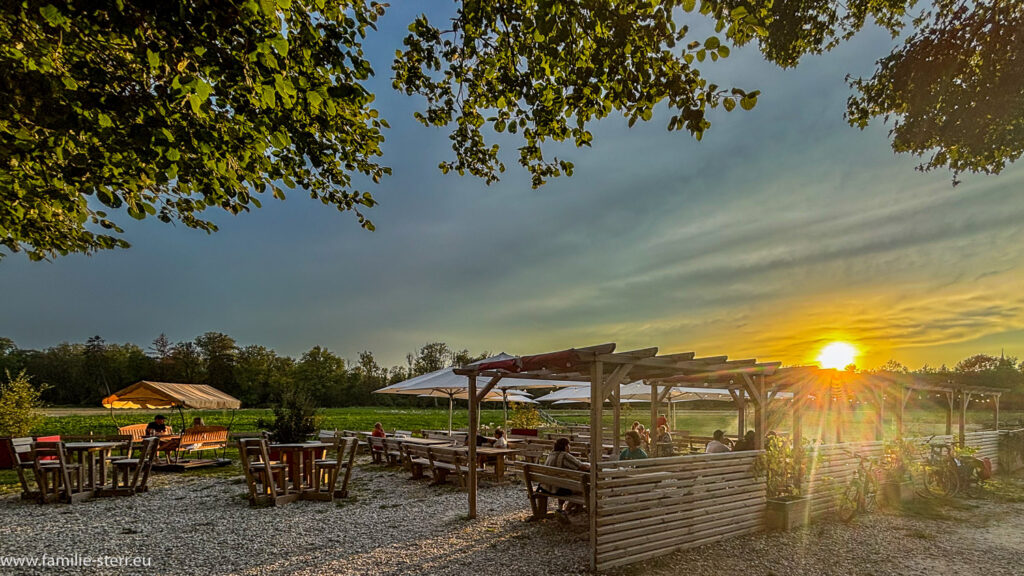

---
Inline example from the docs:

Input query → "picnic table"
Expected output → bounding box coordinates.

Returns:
[467,446,520,480]
[396,437,453,447]
[63,441,122,497]
[270,442,332,496]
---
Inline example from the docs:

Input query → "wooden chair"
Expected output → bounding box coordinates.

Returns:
[405,444,432,480]
[382,438,404,466]
[311,436,358,500]
[7,437,40,500]
[109,437,160,496]
[521,463,590,521]
[426,447,484,489]
[238,438,295,506]
[32,441,82,504]
[367,436,386,464]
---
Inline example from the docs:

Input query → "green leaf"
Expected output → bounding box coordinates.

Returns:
[740,96,757,110]
[723,98,736,112]
[704,36,720,50]
[166,149,181,161]
[146,49,160,70]
[97,113,112,127]
[681,0,696,12]
[39,5,65,27]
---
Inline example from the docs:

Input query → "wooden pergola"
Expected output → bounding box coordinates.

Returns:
[454,343,786,519]
[764,367,1004,447]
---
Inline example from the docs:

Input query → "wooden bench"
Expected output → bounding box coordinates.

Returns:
[424,447,484,489]
[118,424,150,444]
[404,444,432,480]
[174,426,229,458]
[521,463,590,520]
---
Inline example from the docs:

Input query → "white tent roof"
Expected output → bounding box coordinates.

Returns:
[375,352,577,395]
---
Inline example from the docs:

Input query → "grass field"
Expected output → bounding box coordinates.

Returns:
[1,405,1018,493]
[26,404,1022,439]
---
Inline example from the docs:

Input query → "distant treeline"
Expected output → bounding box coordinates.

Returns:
[1,335,1022,409]
[0,334,487,408]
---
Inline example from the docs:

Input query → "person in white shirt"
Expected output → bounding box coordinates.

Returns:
[705,429,732,454]
[493,428,508,448]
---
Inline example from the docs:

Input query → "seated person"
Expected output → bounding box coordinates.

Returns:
[656,413,668,429]
[541,438,589,516]
[493,428,508,449]
[370,422,386,453]
[619,430,648,460]
[653,425,674,457]
[732,430,756,451]
[191,417,206,428]
[705,429,732,454]
[145,415,172,437]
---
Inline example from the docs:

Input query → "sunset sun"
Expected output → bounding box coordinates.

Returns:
[817,341,858,370]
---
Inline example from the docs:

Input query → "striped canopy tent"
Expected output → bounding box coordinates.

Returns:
[101,381,241,433]
[102,381,241,410]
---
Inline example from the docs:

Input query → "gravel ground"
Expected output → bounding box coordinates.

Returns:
[1,460,1022,576]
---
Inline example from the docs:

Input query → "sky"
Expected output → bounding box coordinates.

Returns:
[2,5,1022,371]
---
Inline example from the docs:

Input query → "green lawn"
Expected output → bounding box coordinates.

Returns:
[2,405,1018,493]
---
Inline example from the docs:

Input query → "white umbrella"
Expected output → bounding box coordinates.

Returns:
[374,353,570,433]
[389,353,575,430]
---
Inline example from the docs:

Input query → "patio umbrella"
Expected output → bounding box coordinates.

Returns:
[381,353,576,432]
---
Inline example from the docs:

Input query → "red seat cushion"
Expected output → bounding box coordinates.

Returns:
[35,435,61,461]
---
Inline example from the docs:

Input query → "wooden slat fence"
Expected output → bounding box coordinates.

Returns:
[593,451,765,571]
[804,430,1002,519]
[590,430,1011,571]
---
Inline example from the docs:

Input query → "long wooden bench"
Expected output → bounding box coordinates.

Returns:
[405,444,432,479]
[521,462,590,520]
[419,447,484,489]
[367,436,386,464]
[175,426,229,457]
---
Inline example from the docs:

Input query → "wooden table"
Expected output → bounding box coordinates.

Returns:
[468,446,520,480]
[396,437,452,447]
[63,441,121,497]
[271,442,332,496]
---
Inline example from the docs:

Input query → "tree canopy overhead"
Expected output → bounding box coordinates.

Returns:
[1,0,389,260]
[1,0,1020,260]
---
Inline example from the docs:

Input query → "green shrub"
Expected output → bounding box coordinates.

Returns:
[508,402,543,428]
[256,386,319,443]
[0,370,48,437]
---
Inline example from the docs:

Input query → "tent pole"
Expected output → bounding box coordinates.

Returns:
[448,395,454,436]
[503,390,508,430]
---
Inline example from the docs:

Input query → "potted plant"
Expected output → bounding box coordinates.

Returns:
[878,438,917,506]
[754,435,816,531]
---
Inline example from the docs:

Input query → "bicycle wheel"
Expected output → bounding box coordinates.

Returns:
[837,479,860,523]
[962,463,985,498]
[922,465,957,498]
[863,472,879,513]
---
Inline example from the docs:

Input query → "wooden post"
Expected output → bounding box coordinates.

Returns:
[741,375,766,450]
[467,374,478,519]
[895,385,905,438]
[792,391,802,447]
[650,384,658,440]
[945,391,954,436]
[612,387,621,456]
[994,394,1000,431]
[730,388,746,439]
[874,384,884,441]
[589,361,603,572]
[959,390,971,448]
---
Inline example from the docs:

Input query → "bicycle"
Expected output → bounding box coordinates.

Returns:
[836,452,879,522]
[919,436,988,498]
[920,437,959,498]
